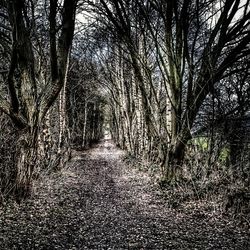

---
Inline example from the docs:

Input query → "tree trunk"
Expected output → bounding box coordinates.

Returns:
[164,128,191,183]
[82,101,88,148]
[57,81,71,169]
[15,127,38,198]
[166,141,186,181]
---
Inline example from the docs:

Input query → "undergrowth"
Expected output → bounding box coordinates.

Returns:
[122,147,250,229]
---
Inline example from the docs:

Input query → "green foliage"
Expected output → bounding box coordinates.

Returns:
[219,147,230,162]
[189,137,210,151]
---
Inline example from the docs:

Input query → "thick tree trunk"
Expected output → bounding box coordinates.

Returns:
[0,0,77,200]
[163,127,192,183]
[166,141,186,182]
[15,127,38,198]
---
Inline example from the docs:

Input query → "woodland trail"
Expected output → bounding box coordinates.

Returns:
[0,140,249,249]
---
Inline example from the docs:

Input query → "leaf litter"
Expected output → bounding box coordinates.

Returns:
[0,140,249,249]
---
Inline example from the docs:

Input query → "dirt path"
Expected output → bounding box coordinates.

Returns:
[0,140,249,249]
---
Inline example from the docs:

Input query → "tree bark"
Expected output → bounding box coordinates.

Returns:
[15,126,39,198]
[0,0,78,198]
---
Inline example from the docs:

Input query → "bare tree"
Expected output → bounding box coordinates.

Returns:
[94,0,250,181]
[0,0,78,197]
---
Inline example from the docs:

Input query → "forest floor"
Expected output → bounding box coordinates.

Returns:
[0,140,249,249]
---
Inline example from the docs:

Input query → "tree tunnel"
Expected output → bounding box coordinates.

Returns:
[0,0,249,199]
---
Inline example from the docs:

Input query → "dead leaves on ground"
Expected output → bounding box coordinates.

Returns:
[0,140,249,249]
